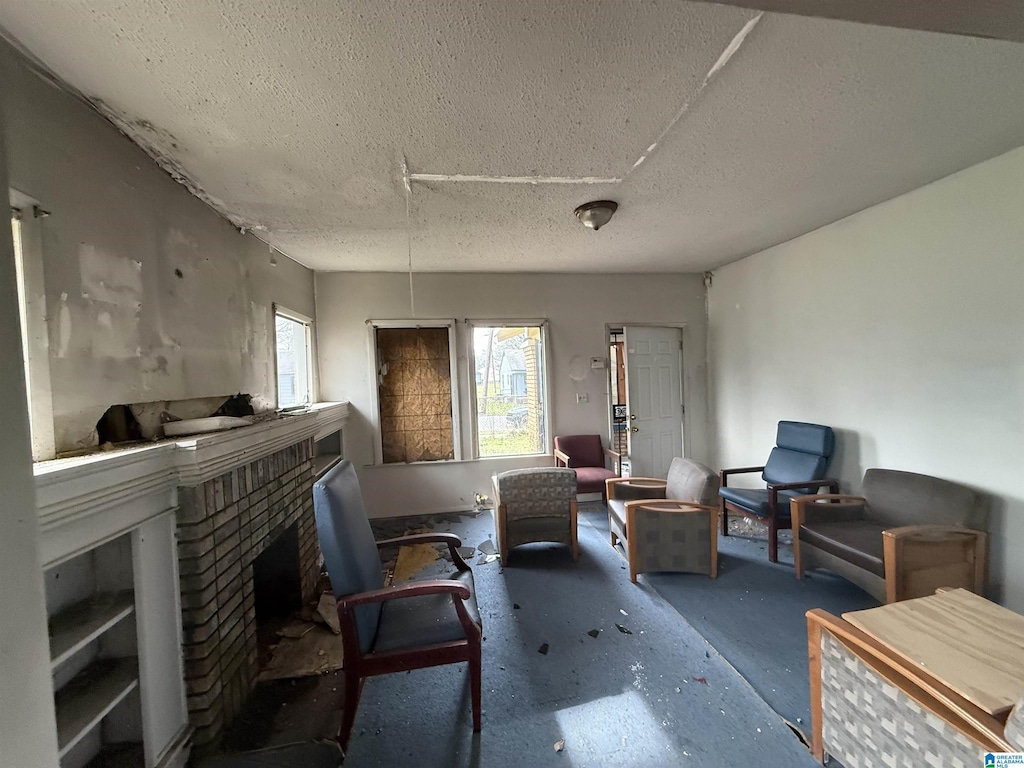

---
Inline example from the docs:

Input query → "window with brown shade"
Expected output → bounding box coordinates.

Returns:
[376,327,455,463]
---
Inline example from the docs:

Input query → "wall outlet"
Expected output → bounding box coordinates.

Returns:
[576,392,589,404]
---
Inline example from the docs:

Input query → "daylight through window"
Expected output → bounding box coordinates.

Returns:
[473,325,548,457]
[275,310,312,408]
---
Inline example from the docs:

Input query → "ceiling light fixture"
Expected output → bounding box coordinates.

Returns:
[574,200,618,231]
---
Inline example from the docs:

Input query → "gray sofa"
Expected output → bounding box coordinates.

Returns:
[792,468,988,603]
[606,458,720,582]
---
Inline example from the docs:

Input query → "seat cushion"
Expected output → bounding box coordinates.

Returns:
[575,466,616,494]
[800,521,886,577]
[373,570,479,653]
[718,487,772,518]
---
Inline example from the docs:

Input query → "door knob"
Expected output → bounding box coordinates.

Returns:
[630,414,636,420]
[631,427,639,433]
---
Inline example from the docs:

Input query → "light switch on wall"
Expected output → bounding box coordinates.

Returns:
[576,392,589,403]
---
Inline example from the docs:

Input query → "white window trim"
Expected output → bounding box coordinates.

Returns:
[367,318,463,464]
[273,303,315,410]
[466,318,552,460]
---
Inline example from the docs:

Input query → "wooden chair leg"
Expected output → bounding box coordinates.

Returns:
[570,499,579,560]
[469,646,482,732]
[768,520,779,564]
[338,669,363,749]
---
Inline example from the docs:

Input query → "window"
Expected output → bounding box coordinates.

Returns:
[372,323,458,463]
[11,213,30,397]
[275,308,313,408]
[10,199,55,460]
[472,324,548,457]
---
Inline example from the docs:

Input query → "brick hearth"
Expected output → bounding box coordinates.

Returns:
[175,438,319,750]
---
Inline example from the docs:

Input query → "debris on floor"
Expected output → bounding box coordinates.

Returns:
[392,541,443,582]
[477,539,496,555]
[457,546,476,559]
[587,629,600,638]
[277,623,315,640]
[258,624,343,682]
[615,623,632,635]
[315,594,341,635]
[692,676,708,685]
[553,739,565,752]
[538,643,550,655]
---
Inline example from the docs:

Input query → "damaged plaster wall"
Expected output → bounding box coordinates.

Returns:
[0,37,315,455]
[708,146,1024,612]
[315,271,709,518]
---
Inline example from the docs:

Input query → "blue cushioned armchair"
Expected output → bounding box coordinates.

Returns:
[313,461,482,748]
[719,421,838,563]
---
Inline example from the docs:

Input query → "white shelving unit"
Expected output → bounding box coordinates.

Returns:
[46,533,142,768]
[36,443,191,768]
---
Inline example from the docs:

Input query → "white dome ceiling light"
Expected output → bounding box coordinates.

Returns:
[574,200,618,231]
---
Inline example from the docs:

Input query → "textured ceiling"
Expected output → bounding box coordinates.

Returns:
[2,1,1024,272]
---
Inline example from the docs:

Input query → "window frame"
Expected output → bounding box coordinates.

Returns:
[367,319,463,464]
[273,304,315,410]
[467,319,552,460]
[10,190,56,461]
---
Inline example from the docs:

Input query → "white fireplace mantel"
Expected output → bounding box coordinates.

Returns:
[34,401,349,567]
[30,402,348,768]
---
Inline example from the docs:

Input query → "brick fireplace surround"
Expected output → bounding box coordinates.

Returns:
[176,438,319,750]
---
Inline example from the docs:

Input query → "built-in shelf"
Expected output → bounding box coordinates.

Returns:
[49,591,135,669]
[313,453,342,479]
[55,657,139,758]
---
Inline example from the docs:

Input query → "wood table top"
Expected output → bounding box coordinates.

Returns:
[843,589,1024,717]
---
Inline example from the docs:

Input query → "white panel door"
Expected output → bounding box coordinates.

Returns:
[624,326,683,478]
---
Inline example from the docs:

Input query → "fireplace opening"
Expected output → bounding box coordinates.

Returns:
[253,523,302,627]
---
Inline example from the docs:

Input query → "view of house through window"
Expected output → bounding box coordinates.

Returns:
[474,325,547,457]
[376,327,455,463]
[275,310,312,408]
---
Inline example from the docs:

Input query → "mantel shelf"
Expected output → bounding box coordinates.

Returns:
[55,657,139,758]
[49,591,135,669]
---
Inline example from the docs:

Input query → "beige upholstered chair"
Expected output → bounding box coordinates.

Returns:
[492,467,579,564]
[605,458,720,582]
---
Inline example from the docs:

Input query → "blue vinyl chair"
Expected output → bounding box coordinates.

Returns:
[718,421,838,563]
[313,460,482,748]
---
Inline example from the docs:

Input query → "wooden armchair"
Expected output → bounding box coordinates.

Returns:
[605,457,720,582]
[719,421,838,563]
[792,468,988,603]
[553,434,620,498]
[313,461,482,748]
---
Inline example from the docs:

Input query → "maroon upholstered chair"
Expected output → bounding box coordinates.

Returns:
[554,434,620,498]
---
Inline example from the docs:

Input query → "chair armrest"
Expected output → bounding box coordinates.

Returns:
[603,447,622,475]
[606,477,667,501]
[338,579,470,610]
[720,466,764,486]
[553,448,570,467]
[377,532,463,548]
[882,526,987,602]
[376,532,468,570]
[791,494,866,527]
[767,478,839,494]
[882,525,985,541]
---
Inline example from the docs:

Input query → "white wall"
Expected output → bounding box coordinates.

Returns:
[316,271,709,517]
[0,99,61,768]
[708,146,1024,611]
[0,37,315,454]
